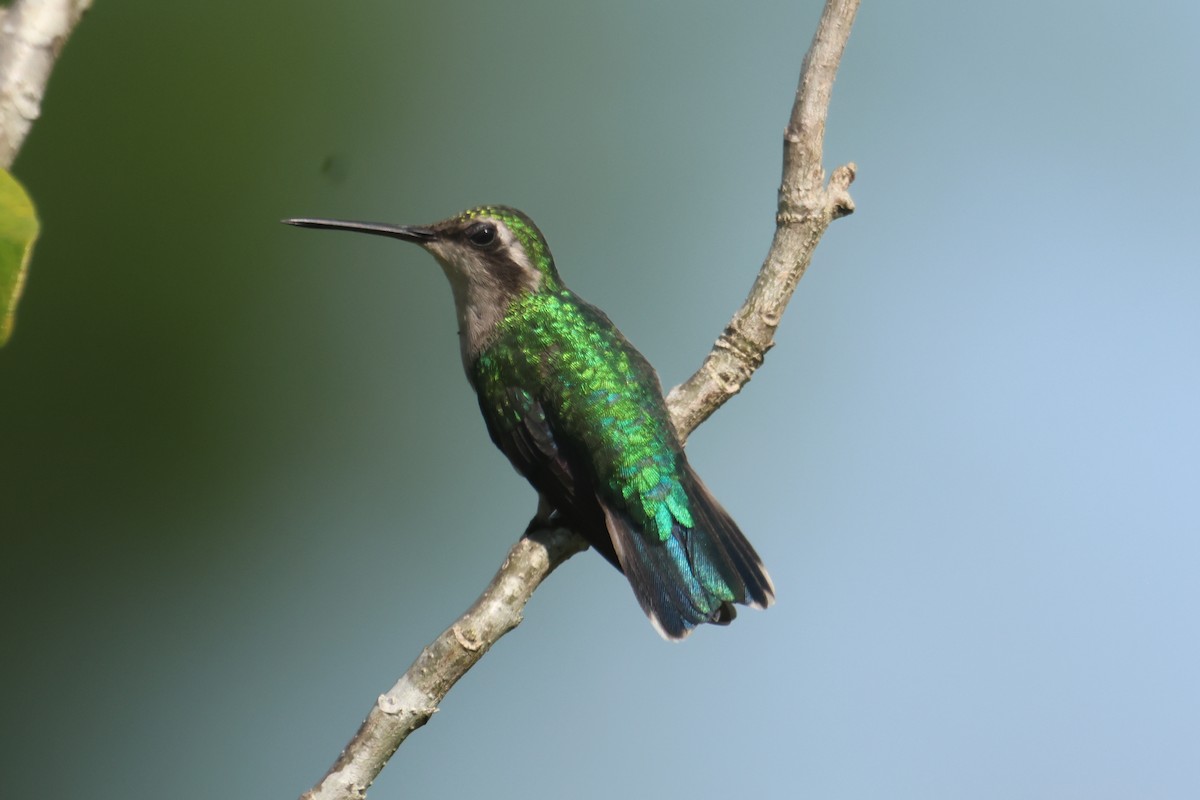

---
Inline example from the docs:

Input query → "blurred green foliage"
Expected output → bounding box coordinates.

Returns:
[0,168,38,345]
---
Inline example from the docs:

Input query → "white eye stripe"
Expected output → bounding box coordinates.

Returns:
[487,221,535,275]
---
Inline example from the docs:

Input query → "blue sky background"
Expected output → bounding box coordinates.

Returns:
[2,2,1198,798]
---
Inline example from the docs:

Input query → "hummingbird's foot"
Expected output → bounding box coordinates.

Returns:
[524,494,561,533]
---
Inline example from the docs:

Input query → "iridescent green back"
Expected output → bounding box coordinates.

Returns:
[473,289,692,541]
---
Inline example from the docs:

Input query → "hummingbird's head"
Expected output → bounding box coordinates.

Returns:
[285,205,561,296]
[424,205,563,296]
[285,206,562,358]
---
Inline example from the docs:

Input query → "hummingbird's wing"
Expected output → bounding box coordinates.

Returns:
[475,386,621,567]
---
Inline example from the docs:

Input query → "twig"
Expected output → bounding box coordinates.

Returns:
[0,0,93,169]
[666,0,859,440]
[301,528,588,800]
[301,1,859,798]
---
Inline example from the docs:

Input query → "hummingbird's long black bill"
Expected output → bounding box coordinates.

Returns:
[282,217,436,244]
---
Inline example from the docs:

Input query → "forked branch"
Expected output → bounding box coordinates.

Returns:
[302,1,859,798]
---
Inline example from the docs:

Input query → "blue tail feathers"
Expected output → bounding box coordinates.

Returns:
[600,467,775,640]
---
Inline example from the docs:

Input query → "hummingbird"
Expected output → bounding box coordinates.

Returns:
[284,206,774,639]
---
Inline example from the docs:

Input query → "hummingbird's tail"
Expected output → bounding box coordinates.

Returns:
[600,468,775,640]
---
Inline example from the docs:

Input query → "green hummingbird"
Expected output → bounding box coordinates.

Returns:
[284,206,774,639]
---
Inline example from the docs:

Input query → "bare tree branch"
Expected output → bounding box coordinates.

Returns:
[302,2,859,798]
[302,528,588,800]
[0,0,92,169]
[666,0,859,440]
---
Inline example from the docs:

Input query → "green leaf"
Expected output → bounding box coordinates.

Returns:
[0,168,40,346]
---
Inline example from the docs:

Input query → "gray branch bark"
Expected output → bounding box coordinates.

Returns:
[0,0,92,168]
[302,1,859,798]
[666,0,858,440]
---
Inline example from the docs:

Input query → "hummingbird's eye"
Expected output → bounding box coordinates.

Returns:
[467,223,497,248]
